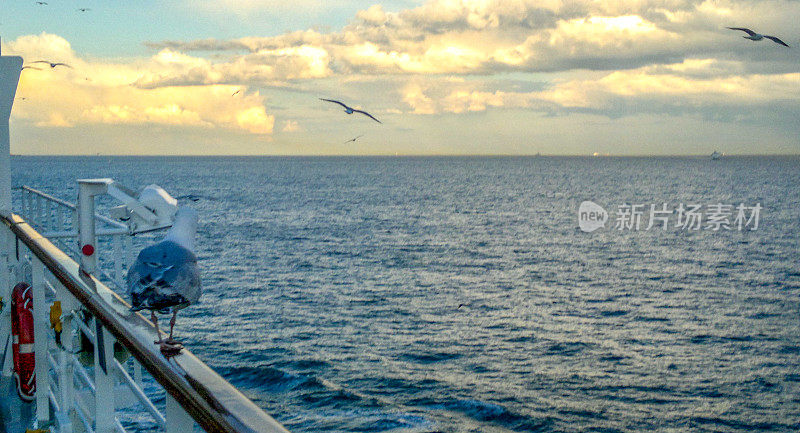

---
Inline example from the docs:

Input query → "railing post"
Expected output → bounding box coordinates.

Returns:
[113,234,124,288]
[21,189,28,219]
[31,257,51,425]
[166,394,194,433]
[36,195,43,226]
[133,358,144,390]
[0,225,14,378]
[56,204,64,232]
[45,199,52,229]
[58,288,76,433]
[77,181,102,274]
[94,321,116,433]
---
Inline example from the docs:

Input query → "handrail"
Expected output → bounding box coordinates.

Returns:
[18,185,129,230]
[1,213,290,433]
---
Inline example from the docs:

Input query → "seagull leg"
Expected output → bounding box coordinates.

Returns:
[152,310,182,355]
[165,310,183,346]
[151,311,163,344]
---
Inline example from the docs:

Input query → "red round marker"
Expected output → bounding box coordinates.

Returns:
[81,244,95,256]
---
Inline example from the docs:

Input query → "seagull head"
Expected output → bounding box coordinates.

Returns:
[163,207,199,251]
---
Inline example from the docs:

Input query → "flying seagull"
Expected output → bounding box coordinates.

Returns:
[32,60,72,69]
[344,135,363,143]
[320,98,382,124]
[77,8,90,12]
[231,90,241,96]
[35,1,47,5]
[727,27,790,47]
[127,207,202,355]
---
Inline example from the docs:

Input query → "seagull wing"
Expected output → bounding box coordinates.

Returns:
[21,66,41,70]
[764,36,789,47]
[127,259,173,297]
[164,258,201,305]
[127,242,201,311]
[53,63,73,68]
[727,27,757,36]
[31,60,51,65]
[352,109,382,124]
[320,98,350,109]
[344,135,363,143]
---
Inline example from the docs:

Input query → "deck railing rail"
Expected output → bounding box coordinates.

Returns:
[2,188,289,433]
[16,185,133,290]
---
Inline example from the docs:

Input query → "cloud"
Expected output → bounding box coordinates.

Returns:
[281,119,301,132]
[133,46,332,88]
[539,60,800,112]
[145,0,800,80]
[397,57,799,122]
[3,34,275,135]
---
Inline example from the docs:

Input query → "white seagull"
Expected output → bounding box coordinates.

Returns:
[320,98,382,124]
[31,60,72,69]
[344,135,363,143]
[727,27,790,47]
[127,207,201,355]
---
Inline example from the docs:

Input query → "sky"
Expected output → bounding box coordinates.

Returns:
[1,0,799,155]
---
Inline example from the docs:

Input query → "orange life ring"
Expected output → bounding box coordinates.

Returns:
[11,282,36,402]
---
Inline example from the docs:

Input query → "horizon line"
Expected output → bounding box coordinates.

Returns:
[9,153,800,158]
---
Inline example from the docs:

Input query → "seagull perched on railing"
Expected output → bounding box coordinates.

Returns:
[727,27,790,47]
[127,207,201,355]
[320,98,382,123]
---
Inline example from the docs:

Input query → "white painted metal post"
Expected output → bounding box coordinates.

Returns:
[31,257,51,424]
[21,189,27,218]
[56,204,64,231]
[45,199,52,229]
[77,181,102,274]
[113,234,124,287]
[166,394,194,433]
[0,226,14,378]
[94,323,116,433]
[58,289,76,433]
[36,195,42,226]
[0,43,22,217]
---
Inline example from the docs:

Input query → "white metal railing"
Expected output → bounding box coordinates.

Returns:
[2,187,289,433]
[16,186,134,291]
[3,214,192,433]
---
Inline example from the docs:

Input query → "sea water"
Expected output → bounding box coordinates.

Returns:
[11,156,800,432]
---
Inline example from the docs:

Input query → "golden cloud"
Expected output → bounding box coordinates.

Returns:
[400,57,799,115]
[4,34,275,135]
[147,0,800,79]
